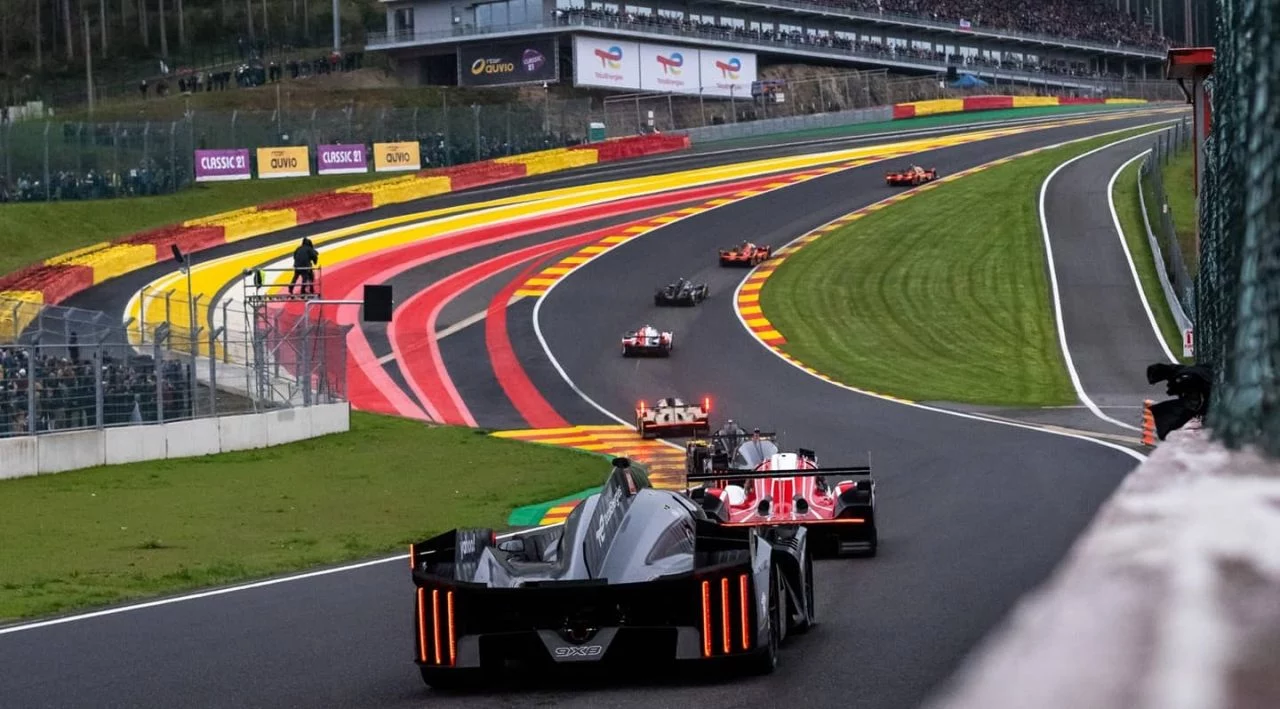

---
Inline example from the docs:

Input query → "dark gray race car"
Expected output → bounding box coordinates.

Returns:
[655,278,709,306]
[409,458,816,689]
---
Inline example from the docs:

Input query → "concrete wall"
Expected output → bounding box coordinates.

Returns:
[0,403,351,480]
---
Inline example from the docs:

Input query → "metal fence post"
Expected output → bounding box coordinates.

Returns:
[209,326,224,415]
[95,334,110,428]
[27,343,37,434]
[153,325,167,423]
[472,104,481,163]
[42,122,51,201]
[300,319,312,406]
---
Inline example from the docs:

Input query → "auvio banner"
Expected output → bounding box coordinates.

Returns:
[194,148,251,182]
[317,144,368,175]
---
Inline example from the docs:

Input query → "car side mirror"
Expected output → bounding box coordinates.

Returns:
[497,539,525,554]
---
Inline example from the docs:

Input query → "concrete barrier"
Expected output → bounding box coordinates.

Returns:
[682,106,894,143]
[0,436,39,479]
[164,418,222,458]
[104,425,167,465]
[923,422,1280,709]
[37,429,105,473]
[0,403,350,477]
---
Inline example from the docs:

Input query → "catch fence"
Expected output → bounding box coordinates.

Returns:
[0,295,348,438]
[1137,118,1196,325]
[1192,0,1280,457]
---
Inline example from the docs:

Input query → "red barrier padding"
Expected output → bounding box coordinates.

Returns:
[582,133,691,161]
[1059,97,1105,104]
[3,265,96,305]
[259,191,376,225]
[892,103,917,119]
[122,224,229,261]
[427,161,528,191]
[962,95,1014,112]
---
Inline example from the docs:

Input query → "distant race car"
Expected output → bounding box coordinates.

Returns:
[685,428,878,557]
[718,241,772,267]
[885,165,938,186]
[636,396,712,439]
[685,419,762,476]
[655,278,709,306]
[621,325,673,357]
[409,457,816,688]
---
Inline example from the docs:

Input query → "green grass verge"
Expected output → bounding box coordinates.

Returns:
[1112,158,1192,362]
[0,412,610,621]
[0,172,389,277]
[761,125,1161,407]
[1159,148,1199,277]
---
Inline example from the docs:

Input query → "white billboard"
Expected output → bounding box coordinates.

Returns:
[697,48,758,97]
[638,42,700,94]
[573,35,641,90]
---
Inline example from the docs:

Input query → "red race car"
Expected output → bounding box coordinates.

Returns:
[718,241,772,267]
[621,324,673,357]
[885,164,938,186]
[685,430,878,557]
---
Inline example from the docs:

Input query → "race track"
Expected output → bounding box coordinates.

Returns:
[0,107,1186,709]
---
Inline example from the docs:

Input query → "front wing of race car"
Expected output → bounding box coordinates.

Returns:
[409,521,805,685]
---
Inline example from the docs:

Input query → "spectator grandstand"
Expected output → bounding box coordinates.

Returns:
[0,345,193,437]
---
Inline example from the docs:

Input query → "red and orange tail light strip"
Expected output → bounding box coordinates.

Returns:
[699,571,753,657]
[416,587,457,666]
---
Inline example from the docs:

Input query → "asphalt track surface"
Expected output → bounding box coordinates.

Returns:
[2,108,1184,709]
[1041,136,1180,416]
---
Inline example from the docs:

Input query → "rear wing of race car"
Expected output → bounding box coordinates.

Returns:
[685,464,871,485]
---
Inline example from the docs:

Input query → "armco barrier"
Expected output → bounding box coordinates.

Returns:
[0,133,690,312]
[922,423,1280,709]
[0,402,351,479]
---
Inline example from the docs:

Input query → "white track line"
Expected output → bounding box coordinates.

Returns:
[0,112,1172,639]
[1107,150,1180,364]
[1037,127,1175,432]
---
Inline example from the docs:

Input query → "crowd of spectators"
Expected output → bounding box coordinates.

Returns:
[0,345,193,436]
[556,0,1169,55]
[138,51,367,101]
[0,162,180,203]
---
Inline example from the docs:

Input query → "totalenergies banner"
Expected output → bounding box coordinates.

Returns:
[372,141,421,172]
[697,48,757,98]
[317,144,368,175]
[256,146,311,179]
[194,149,251,182]
[639,42,700,94]
[573,36,641,90]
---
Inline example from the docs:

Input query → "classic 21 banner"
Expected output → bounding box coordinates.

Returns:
[458,38,558,87]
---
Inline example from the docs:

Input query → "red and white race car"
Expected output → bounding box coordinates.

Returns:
[685,433,878,556]
[621,325,673,357]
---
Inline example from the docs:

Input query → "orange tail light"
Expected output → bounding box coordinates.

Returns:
[720,577,731,654]
[739,573,750,650]
[700,580,712,657]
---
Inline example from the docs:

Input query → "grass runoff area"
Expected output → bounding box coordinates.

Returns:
[1113,158,1191,362]
[0,412,609,621]
[0,172,388,277]
[1154,148,1199,277]
[761,126,1161,407]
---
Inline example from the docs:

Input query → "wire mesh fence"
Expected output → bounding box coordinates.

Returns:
[0,297,349,438]
[1194,0,1280,457]
[1137,118,1196,323]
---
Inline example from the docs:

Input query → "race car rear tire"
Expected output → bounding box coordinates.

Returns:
[793,549,816,634]
[747,565,782,675]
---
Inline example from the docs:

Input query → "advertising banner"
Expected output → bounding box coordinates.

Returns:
[256,146,311,179]
[193,148,251,182]
[372,141,421,172]
[697,49,758,98]
[459,38,558,87]
[317,144,368,175]
[573,36,640,90]
[639,42,700,94]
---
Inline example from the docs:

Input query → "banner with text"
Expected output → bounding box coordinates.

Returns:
[573,36,641,90]
[639,43,700,94]
[256,146,311,178]
[194,149,251,182]
[372,141,422,172]
[459,38,558,87]
[697,48,758,98]
[317,144,368,175]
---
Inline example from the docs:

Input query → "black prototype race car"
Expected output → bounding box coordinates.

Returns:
[409,458,816,688]
[655,278,709,306]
